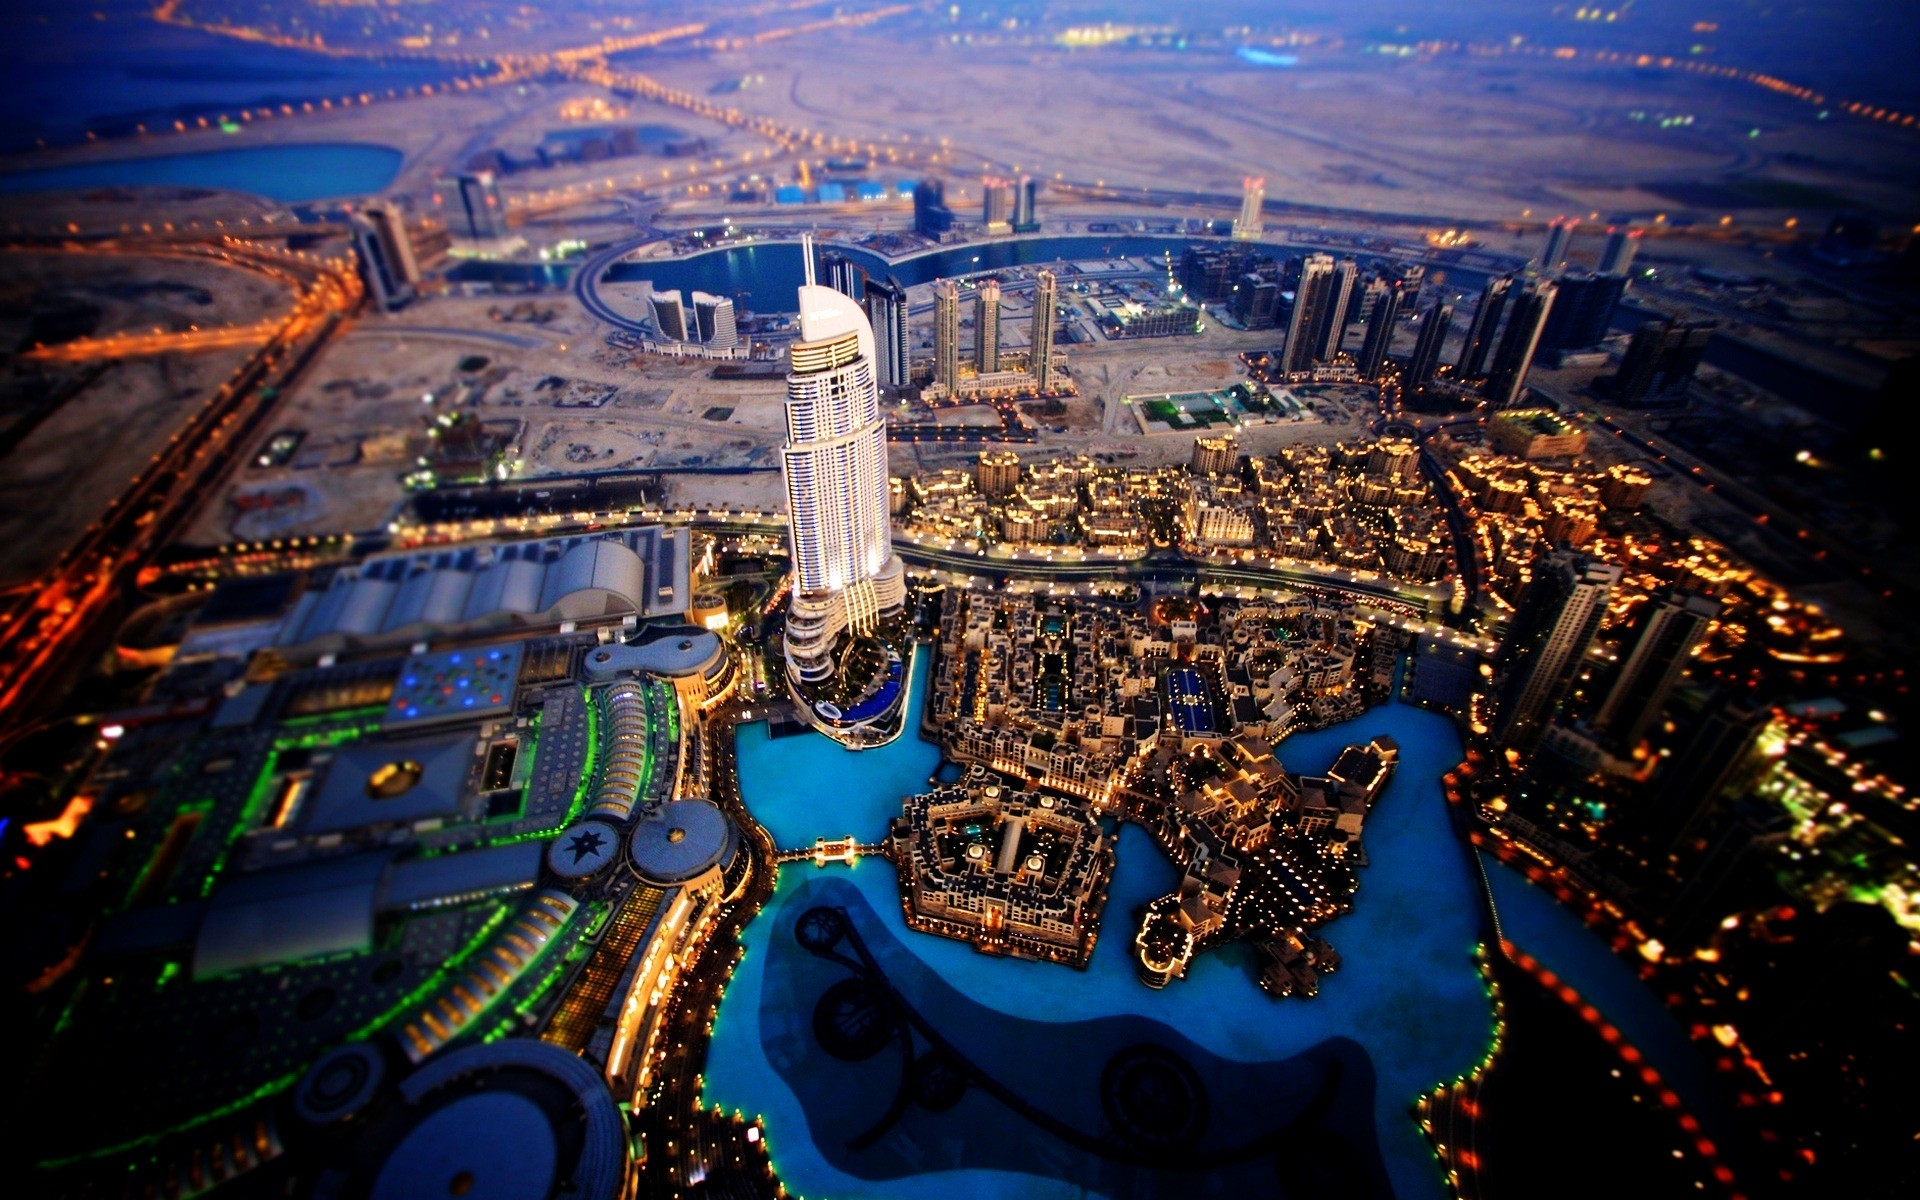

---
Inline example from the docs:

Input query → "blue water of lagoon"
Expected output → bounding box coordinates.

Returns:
[712,650,1499,1200]
[0,142,404,203]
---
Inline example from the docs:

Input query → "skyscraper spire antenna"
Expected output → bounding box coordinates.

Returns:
[801,232,816,287]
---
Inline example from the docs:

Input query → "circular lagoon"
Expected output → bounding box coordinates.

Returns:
[0,142,403,203]
[712,650,1496,1200]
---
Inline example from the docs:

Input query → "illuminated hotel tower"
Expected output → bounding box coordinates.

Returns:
[781,240,906,687]
[1233,176,1265,240]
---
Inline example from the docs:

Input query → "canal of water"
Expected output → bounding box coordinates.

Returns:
[604,236,1498,316]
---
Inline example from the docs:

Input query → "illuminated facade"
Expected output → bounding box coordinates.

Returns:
[934,278,961,392]
[781,272,906,687]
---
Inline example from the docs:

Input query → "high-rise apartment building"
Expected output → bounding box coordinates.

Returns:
[457,171,508,240]
[1602,318,1715,406]
[781,269,906,688]
[974,280,1001,374]
[350,203,419,311]
[1179,245,1248,302]
[1356,281,1402,381]
[1491,552,1621,752]
[1538,217,1579,272]
[1406,302,1454,388]
[1031,270,1059,392]
[1599,226,1641,277]
[863,275,911,389]
[1318,259,1359,361]
[1230,276,1282,329]
[982,179,1016,233]
[913,179,955,238]
[1483,280,1557,409]
[823,252,866,303]
[1458,274,1513,378]
[1595,589,1722,748]
[1233,176,1265,241]
[1012,176,1040,233]
[1191,434,1238,476]
[692,292,738,350]
[1281,253,1336,376]
[934,279,961,391]
[1538,271,1625,352]
[649,290,690,343]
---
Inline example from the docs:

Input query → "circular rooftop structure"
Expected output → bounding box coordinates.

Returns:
[546,820,620,880]
[628,798,737,886]
[293,1042,385,1127]
[319,1041,627,1200]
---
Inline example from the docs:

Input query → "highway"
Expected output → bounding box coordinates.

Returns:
[0,236,362,735]
[22,319,284,362]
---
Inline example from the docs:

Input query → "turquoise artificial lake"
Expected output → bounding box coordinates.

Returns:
[0,142,403,203]
[714,648,1737,1198]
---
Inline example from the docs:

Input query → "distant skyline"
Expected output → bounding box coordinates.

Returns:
[4,0,1919,155]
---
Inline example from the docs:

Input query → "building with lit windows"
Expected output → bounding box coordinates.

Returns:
[1031,269,1060,392]
[1491,551,1619,753]
[781,263,908,740]
[934,278,961,392]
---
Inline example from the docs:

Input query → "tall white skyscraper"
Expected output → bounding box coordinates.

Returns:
[782,251,905,688]
[1281,252,1335,376]
[1318,258,1359,361]
[1233,176,1265,241]
[1483,279,1557,409]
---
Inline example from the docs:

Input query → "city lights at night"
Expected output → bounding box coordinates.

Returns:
[1,3,1916,1199]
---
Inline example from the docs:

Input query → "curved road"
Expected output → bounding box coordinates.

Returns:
[572,232,665,334]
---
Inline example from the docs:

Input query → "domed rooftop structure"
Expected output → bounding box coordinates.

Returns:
[627,798,737,886]
[546,820,620,880]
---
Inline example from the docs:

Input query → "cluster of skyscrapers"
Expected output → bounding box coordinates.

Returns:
[981,176,1041,235]
[1491,551,1720,756]
[1185,214,1694,410]
[930,269,1062,396]
[913,175,1040,240]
